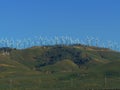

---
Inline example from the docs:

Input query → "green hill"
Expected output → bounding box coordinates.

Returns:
[0,45,120,90]
[39,59,80,73]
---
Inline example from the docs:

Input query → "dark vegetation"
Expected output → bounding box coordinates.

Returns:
[35,45,91,69]
[0,47,15,53]
[0,45,120,90]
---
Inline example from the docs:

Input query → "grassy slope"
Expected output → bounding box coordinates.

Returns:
[40,59,80,73]
[0,45,120,90]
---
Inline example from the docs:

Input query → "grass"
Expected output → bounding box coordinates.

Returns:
[0,72,120,90]
[0,45,120,90]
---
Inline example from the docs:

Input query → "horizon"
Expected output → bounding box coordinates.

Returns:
[0,36,119,52]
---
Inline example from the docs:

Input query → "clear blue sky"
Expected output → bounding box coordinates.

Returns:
[0,0,120,42]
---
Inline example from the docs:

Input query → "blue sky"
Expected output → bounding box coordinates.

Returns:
[0,0,120,42]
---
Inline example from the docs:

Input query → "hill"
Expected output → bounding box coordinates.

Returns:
[0,45,120,90]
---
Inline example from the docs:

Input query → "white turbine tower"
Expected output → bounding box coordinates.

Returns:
[95,37,99,47]
[54,36,59,45]
[86,36,92,46]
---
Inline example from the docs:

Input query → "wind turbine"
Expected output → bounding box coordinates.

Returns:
[95,37,100,47]
[86,36,92,46]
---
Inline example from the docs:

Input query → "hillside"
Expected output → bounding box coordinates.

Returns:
[9,45,120,72]
[0,45,120,90]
